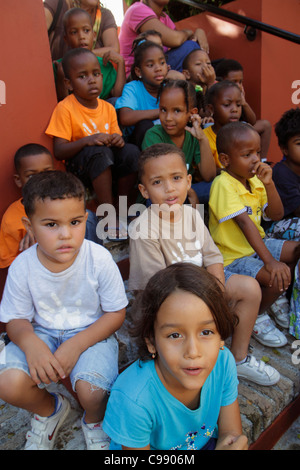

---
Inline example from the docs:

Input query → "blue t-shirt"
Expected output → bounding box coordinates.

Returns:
[103,347,238,450]
[115,80,160,138]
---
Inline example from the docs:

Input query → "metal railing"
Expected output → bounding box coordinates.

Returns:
[176,0,300,44]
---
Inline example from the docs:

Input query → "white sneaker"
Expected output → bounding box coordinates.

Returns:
[81,418,110,450]
[24,393,70,450]
[269,295,290,328]
[252,313,287,347]
[236,355,280,386]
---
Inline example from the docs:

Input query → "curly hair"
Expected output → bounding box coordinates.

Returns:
[275,107,300,148]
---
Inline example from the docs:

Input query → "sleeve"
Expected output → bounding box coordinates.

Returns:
[0,213,26,269]
[220,349,239,407]
[99,7,117,32]
[103,389,153,448]
[0,258,35,323]
[45,102,73,141]
[128,4,158,33]
[273,164,300,217]
[115,82,139,111]
[107,104,122,135]
[201,222,224,267]
[210,176,247,223]
[96,249,128,312]
[141,126,165,150]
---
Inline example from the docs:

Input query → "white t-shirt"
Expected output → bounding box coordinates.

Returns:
[0,239,128,330]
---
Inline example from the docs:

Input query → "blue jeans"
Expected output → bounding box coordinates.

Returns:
[0,324,119,392]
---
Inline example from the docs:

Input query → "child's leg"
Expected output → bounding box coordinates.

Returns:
[225,274,261,362]
[0,369,55,416]
[253,119,272,161]
[92,166,113,205]
[75,380,108,423]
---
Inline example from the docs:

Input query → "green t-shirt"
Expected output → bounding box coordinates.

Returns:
[142,125,200,175]
[53,56,117,100]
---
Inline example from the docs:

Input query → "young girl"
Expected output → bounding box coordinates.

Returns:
[142,79,216,203]
[115,40,168,148]
[204,80,243,169]
[103,263,248,450]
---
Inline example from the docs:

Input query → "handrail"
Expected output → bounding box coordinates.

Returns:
[176,0,300,44]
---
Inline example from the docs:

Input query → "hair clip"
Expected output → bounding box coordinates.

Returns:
[137,38,147,47]
[195,85,203,92]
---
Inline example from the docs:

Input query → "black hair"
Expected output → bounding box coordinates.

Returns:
[138,143,187,182]
[157,79,196,110]
[14,144,52,172]
[275,107,300,149]
[63,7,93,32]
[130,262,237,361]
[215,59,243,81]
[131,30,162,54]
[216,121,258,155]
[22,170,86,218]
[205,80,241,107]
[62,47,98,79]
[130,40,166,81]
[181,48,210,71]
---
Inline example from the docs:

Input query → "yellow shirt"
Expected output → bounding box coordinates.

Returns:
[203,125,222,168]
[209,171,268,266]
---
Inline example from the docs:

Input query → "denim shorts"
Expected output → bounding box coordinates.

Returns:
[224,238,285,279]
[0,324,119,393]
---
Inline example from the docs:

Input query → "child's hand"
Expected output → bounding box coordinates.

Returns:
[85,133,111,147]
[19,232,35,252]
[253,161,272,185]
[25,336,66,385]
[265,258,291,292]
[197,64,216,88]
[192,28,209,54]
[102,50,124,66]
[216,434,248,450]
[110,133,125,148]
[54,338,82,378]
[185,114,206,141]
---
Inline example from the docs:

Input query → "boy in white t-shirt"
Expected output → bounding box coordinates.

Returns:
[0,170,127,450]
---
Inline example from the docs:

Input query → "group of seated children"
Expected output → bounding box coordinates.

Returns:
[0,5,299,452]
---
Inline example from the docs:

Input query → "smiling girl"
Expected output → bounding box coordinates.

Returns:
[103,263,248,450]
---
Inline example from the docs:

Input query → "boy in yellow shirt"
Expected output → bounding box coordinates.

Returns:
[209,122,300,347]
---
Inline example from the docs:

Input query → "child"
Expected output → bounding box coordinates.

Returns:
[54,8,125,102]
[215,59,272,161]
[0,170,128,450]
[128,143,280,386]
[182,48,216,95]
[142,79,216,204]
[46,48,140,220]
[0,144,54,269]
[115,40,168,148]
[103,263,248,450]
[203,80,243,168]
[209,122,300,346]
[264,108,300,333]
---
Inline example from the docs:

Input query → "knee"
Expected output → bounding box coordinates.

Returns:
[75,379,107,409]
[227,274,262,303]
[0,369,31,402]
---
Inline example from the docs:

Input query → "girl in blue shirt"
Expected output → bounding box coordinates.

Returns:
[103,263,248,450]
[115,40,168,148]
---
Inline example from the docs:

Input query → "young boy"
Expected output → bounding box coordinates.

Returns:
[0,170,127,450]
[54,7,125,102]
[46,47,139,218]
[215,59,272,161]
[0,144,54,269]
[209,122,300,346]
[128,142,280,386]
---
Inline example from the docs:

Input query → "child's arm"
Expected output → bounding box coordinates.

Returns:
[53,308,125,378]
[118,107,159,127]
[216,399,248,450]
[255,162,284,221]
[53,134,115,161]
[6,319,66,385]
[235,212,291,291]
[240,84,256,125]
[185,114,216,181]
[206,263,225,289]
[102,51,126,98]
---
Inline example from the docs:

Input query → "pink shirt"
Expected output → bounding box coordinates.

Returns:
[119,1,175,75]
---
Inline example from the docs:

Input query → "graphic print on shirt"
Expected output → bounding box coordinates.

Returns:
[38,292,82,329]
[171,241,203,266]
[171,425,216,450]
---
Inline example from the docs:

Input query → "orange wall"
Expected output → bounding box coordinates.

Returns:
[0,0,58,296]
[176,0,300,163]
